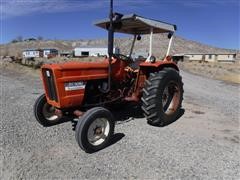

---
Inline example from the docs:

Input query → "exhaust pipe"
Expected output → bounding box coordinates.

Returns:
[105,0,114,93]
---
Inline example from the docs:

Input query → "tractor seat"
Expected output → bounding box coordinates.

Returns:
[124,58,145,74]
[128,58,145,71]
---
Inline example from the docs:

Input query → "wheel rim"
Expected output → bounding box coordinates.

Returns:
[87,118,110,146]
[42,103,59,121]
[162,81,181,115]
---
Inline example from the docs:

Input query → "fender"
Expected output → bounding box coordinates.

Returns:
[139,60,179,72]
[132,60,179,98]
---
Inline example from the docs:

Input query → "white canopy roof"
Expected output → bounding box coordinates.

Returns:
[94,14,176,34]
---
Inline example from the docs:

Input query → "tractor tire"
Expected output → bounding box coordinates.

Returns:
[75,107,115,153]
[141,68,183,126]
[34,94,63,127]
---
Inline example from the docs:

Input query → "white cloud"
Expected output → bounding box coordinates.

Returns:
[179,0,239,8]
[0,0,153,19]
[1,0,104,18]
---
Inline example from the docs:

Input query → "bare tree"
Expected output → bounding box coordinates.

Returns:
[37,36,44,41]
[11,39,18,43]
[2,47,9,56]
[11,36,23,43]
[16,36,23,42]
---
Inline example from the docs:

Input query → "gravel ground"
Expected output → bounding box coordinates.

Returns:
[0,67,239,179]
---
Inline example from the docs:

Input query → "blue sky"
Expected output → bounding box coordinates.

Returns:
[1,0,239,49]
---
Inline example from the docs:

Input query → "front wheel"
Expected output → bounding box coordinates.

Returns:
[34,94,63,127]
[75,107,115,153]
[141,68,183,126]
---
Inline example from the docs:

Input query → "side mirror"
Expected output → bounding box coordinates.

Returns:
[168,32,173,39]
[137,35,141,41]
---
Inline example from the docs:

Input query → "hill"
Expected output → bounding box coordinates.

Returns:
[0,34,239,59]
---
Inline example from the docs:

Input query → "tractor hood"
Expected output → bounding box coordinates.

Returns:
[41,60,109,109]
[41,60,109,71]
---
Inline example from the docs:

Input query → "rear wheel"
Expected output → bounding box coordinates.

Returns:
[141,68,183,126]
[34,94,63,127]
[75,107,115,153]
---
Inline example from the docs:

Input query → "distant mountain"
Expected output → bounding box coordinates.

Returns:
[0,34,239,59]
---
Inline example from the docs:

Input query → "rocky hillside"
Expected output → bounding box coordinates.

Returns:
[0,34,239,59]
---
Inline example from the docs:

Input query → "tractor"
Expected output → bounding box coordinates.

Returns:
[34,0,183,153]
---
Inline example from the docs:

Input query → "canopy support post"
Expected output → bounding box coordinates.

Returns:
[146,27,153,62]
[166,33,174,56]
[129,35,136,58]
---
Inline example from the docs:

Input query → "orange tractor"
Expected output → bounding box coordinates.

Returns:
[34,0,183,153]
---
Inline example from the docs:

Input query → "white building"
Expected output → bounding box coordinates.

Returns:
[185,54,204,61]
[204,54,217,62]
[215,54,236,62]
[74,47,120,57]
[43,49,58,58]
[173,53,237,63]
[22,49,43,58]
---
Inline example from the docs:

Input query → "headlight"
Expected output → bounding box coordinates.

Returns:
[64,81,86,91]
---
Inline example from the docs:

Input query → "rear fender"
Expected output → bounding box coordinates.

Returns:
[132,61,179,98]
[139,61,179,77]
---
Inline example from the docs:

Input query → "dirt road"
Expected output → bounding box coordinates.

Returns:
[1,68,239,179]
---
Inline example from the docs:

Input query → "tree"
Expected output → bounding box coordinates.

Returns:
[11,39,18,43]
[16,36,23,42]
[37,36,44,41]
[11,36,23,43]
[2,47,9,56]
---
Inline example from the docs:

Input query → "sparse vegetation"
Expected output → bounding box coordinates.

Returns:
[1,35,239,84]
[11,36,23,43]
[178,61,240,84]
[2,34,238,59]
[37,36,44,41]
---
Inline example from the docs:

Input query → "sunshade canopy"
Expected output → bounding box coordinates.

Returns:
[94,14,176,35]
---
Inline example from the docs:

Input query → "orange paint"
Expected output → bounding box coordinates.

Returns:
[41,57,178,109]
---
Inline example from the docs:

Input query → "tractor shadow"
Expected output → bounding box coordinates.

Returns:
[51,105,184,129]
[165,108,185,126]
[69,104,184,154]
[43,117,72,127]
[109,102,144,124]
[109,103,185,127]
[148,108,185,127]
[86,133,125,154]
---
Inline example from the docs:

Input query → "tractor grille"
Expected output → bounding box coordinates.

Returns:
[43,69,58,102]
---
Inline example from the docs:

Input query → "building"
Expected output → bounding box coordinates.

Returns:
[204,54,217,62]
[74,47,120,57]
[59,50,73,57]
[43,48,58,58]
[215,54,236,62]
[22,49,43,58]
[22,48,58,58]
[131,52,149,59]
[185,54,204,61]
[173,53,237,63]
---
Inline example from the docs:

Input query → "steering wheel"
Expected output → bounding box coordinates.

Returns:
[113,54,133,63]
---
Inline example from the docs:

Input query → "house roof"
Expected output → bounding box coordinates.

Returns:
[23,48,58,52]
[23,49,42,51]
[94,14,176,34]
[60,50,72,53]
[42,48,58,51]
[173,53,236,56]
[74,46,118,49]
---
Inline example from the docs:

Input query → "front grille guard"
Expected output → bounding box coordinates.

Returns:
[42,69,58,102]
